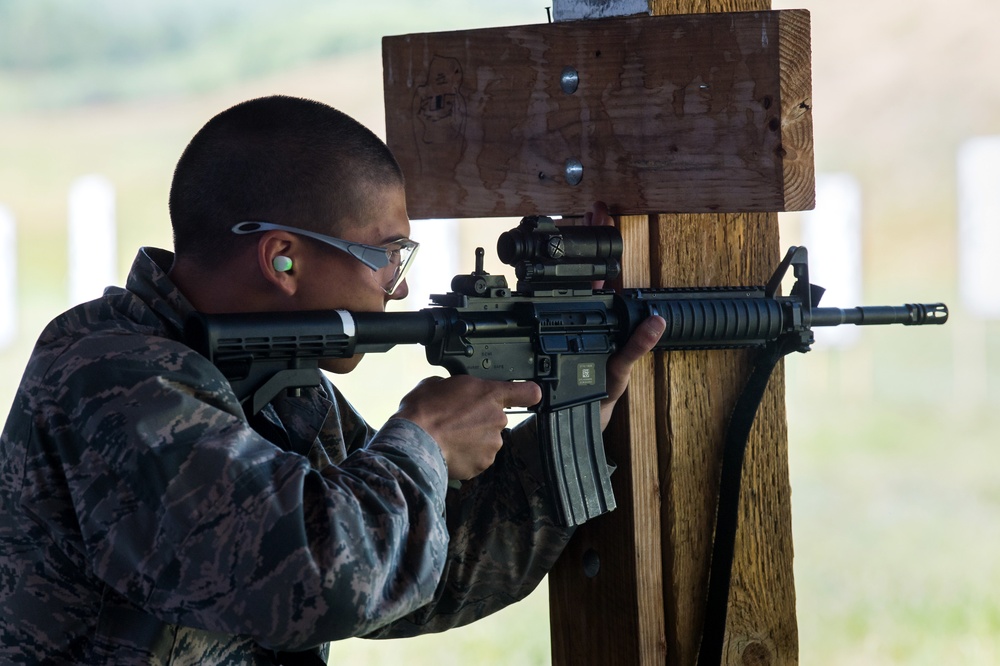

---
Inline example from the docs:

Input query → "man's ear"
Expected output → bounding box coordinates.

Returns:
[257,232,298,296]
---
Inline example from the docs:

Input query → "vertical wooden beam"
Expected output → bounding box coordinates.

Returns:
[653,213,797,666]
[549,1,801,665]
[549,214,667,665]
[649,5,800,663]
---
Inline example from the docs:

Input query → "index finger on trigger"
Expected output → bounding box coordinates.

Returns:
[500,380,542,409]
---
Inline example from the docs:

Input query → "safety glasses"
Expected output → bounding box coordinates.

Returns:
[232,221,418,295]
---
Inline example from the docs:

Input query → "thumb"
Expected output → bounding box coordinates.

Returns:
[620,315,666,362]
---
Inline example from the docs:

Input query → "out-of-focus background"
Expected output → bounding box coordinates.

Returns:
[2,1,998,663]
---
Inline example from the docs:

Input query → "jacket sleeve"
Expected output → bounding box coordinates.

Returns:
[26,332,451,651]
[364,417,575,637]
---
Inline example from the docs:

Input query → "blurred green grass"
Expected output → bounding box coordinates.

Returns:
[330,584,550,665]
[786,369,1000,665]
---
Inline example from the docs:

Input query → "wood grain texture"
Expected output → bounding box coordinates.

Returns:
[722,365,797,665]
[649,0,769,12]
[653,213,797,666]
[549,213,667,666]
[620,9,798,666]
[545,2,800,666]
[777,9,815,211]
[382,10,814,219]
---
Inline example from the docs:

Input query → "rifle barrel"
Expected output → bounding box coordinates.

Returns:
[809,303,948,327]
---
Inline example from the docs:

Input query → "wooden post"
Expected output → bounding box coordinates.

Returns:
[548,2,805,664]
[382,4,812,662]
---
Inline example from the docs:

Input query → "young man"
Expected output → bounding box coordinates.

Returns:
[0,95,664,664]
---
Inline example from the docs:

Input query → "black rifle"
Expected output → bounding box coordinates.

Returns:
[186,215,947,528]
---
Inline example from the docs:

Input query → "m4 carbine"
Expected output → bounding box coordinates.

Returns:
[187,215,947,527]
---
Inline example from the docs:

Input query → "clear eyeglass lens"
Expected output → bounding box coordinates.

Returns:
[377,241,417,294]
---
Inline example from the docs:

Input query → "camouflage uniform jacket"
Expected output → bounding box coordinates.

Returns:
[0,247,573,665]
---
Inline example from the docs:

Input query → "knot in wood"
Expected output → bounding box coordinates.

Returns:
[741,641,773,666]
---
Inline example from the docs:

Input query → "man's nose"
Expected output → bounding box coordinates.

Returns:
[388,278,409,301]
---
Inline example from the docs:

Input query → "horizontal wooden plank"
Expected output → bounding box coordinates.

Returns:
[382,10,813,219]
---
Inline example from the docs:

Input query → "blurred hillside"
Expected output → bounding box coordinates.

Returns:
[2,1,1000,664]
[783,0,1000,302]
[0,0,549,111]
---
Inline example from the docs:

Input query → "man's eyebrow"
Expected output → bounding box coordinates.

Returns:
[380,235,410,244]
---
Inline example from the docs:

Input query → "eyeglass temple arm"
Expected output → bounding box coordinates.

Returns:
[231,221,390,270]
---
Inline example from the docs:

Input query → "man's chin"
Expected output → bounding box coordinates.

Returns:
[320,354,364,374]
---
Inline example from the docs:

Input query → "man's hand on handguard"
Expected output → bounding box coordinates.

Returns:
[394,375,542,481]
[601,316,665,430]
[584,201,667,430]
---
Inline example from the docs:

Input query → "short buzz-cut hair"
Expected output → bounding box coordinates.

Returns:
[168,95,404,262]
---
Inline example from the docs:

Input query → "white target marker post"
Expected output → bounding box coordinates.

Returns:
[800,173,864,348]
[68,175,117,306]
[795,173,866,397]
[955,136,1000,407]
[0,205,16,349]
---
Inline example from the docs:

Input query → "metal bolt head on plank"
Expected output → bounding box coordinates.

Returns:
[382,10,814,219]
